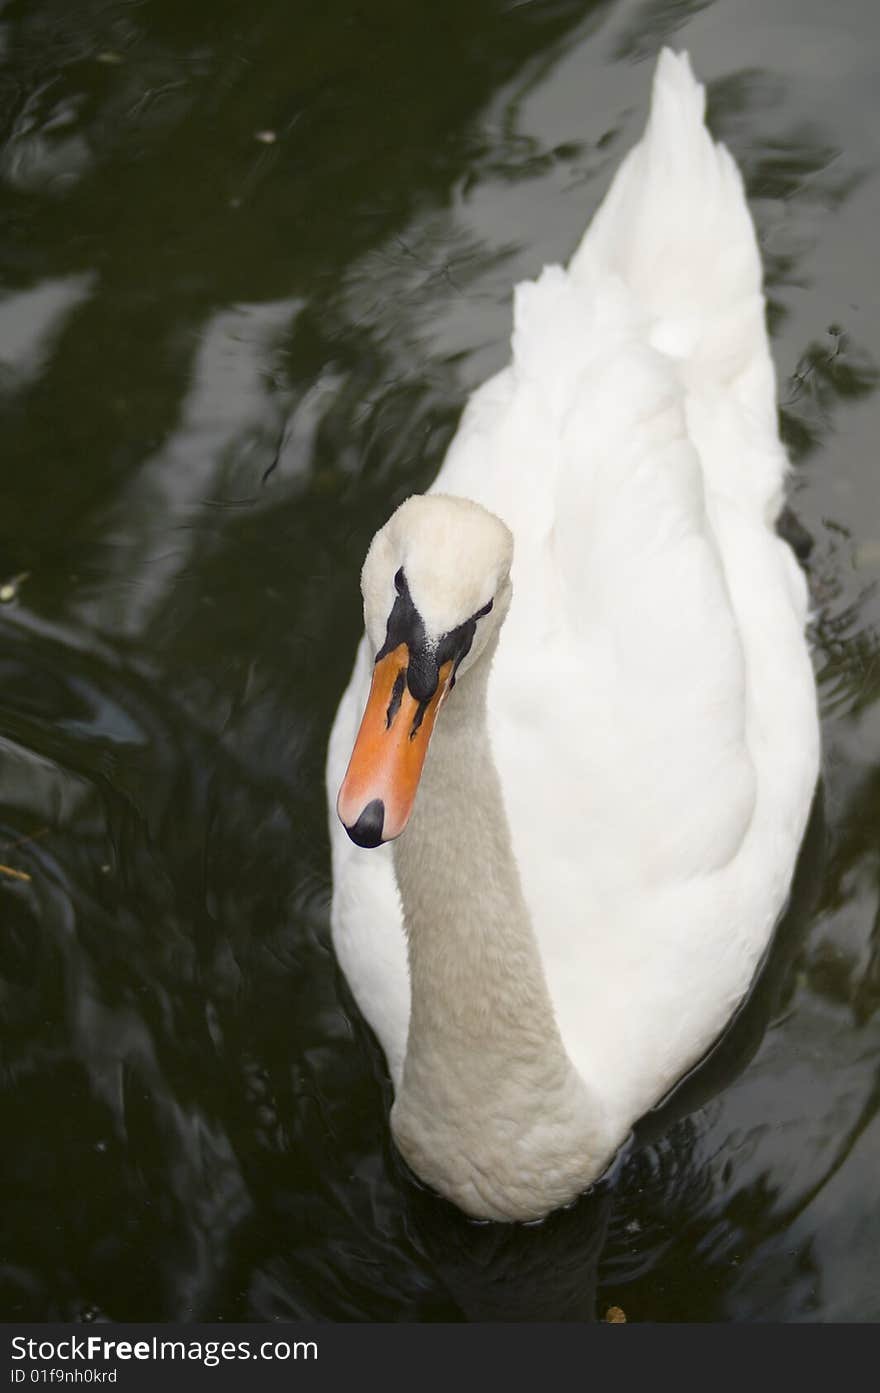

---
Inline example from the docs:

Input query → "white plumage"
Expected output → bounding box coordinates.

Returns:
[326,50,820,1221]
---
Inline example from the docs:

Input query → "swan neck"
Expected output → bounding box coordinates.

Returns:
[390,638,603,1220]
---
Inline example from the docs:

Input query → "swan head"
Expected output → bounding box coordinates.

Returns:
[337,494,513,848]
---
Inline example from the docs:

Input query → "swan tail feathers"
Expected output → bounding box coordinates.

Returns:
[570,51,774,405]
[565,48,787,517]
[504,50,787,526]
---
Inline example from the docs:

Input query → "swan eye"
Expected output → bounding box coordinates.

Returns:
[394,567,405,595]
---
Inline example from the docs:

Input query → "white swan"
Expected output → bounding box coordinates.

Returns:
[325,49,820,1222]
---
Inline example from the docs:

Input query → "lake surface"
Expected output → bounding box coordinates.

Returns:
[1,0,878,1322]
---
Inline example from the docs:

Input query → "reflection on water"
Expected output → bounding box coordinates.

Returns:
[1,0,879,1321]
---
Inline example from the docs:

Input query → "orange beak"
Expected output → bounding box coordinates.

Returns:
[337,644,454,847]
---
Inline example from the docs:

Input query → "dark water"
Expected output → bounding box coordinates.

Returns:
[0,0,878,1322]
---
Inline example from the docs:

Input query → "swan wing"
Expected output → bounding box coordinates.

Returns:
[433,50,818,1120]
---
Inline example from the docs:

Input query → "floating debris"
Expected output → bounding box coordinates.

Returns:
[0,864,31,883]
[254,129,277,145]
[0,571,30,603]
[96,50,124,65]
[605,1305,627,1323]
